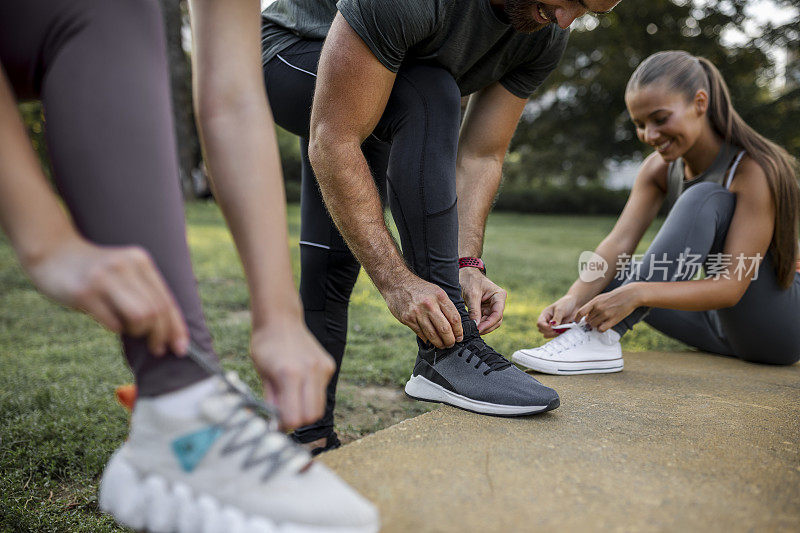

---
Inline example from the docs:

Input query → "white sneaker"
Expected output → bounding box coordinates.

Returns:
[512,319,624,375]
[99,373,379,533]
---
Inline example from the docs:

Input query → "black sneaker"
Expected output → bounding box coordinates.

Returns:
[290,431,342,457]
[404,320,560,416]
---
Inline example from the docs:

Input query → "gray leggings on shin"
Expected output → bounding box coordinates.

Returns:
[611,181,800,365]
[1,0,216,395]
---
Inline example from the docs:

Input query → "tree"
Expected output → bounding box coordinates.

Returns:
[506,0,795,186]
[159,0,206,197]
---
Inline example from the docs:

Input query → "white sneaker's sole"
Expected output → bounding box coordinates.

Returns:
[99,449,379,533]
[404,374,557,416]
[512,350,624,375]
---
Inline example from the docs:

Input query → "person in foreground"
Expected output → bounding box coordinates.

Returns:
[0,0,377,531]
[513,50,800,375]
[262,0,620,448]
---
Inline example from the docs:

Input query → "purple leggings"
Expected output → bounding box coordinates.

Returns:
[1,0,217,395]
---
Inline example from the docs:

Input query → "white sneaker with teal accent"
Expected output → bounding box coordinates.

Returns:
[512,319,624,375]
[99,373,379,533]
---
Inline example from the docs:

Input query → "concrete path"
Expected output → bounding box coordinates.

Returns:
[322,351,800,532]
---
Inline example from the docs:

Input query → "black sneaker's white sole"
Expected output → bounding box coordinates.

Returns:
[512,350,624,375]
[404,375,559,417]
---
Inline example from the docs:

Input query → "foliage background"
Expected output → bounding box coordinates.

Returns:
[504,0,799,188]
[18,1,798,213]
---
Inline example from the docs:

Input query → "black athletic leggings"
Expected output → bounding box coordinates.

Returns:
[1,0,215,395]
[610,181,800,365]
[263,40,470,440]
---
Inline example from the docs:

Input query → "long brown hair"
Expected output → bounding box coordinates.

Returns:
[626,50,799,288]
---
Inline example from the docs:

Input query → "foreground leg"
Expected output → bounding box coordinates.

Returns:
[11,2,378,530]
[38,0,213,396]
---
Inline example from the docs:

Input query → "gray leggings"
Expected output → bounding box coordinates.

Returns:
[611,181,800,365]
[1,0,216,395]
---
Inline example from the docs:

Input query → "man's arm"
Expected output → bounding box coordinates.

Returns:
[455,82,528,333]
[308,14,463,348]
[188,0,334,428]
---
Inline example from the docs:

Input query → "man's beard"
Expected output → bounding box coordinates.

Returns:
[504,0,547,33]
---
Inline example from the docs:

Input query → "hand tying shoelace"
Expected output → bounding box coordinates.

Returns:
[184,344,311,477]
[540,318,593,355]
[206,372,311,480]
[512,317,624,376]
[406,319,561,416]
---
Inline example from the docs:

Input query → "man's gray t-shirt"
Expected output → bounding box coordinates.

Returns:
[261,0,568,98]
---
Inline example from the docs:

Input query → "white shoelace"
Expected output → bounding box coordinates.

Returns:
[538,321,591,355]
[205,375,311,481]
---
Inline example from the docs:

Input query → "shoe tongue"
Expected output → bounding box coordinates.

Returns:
[201,390,240,423]
[461,319,479,338]
[457,321,513,372]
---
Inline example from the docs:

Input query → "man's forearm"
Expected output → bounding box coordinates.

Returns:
[308,135,411,291]
[456,154,503,258]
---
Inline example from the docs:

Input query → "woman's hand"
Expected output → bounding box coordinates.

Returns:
[537,294,582,338]
[576,283,644,332]
[25,236,189,355]
[250,322,335,430]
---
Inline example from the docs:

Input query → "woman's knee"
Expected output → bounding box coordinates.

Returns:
[671,182,735,219]
[73,0,166,60]
[732,329,800,365]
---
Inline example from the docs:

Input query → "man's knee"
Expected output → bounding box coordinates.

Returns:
[299,247,360,310]
[381,64,461,130]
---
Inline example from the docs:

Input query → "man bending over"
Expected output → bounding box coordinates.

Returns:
[261,0,619,452]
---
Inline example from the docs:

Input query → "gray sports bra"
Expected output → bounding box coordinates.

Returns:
[664,143,746,211]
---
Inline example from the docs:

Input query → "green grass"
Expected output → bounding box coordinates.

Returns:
[0,203,687,532]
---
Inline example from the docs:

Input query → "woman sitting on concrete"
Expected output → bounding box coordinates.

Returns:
[513,50,799,374]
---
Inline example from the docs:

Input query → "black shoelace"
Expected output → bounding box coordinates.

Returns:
[457,335,512,375]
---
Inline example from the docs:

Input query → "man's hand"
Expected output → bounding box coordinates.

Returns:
[26,236,189,356]
[382,272,464,349]
[250,323,335,430]
[459,267,506,334]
